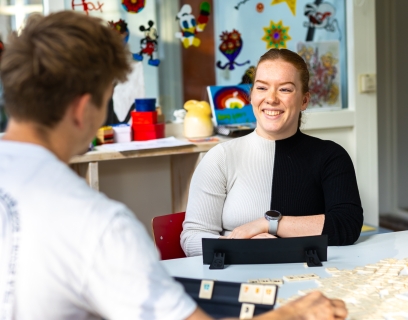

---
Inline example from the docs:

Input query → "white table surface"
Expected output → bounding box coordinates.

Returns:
[161,231,408,299]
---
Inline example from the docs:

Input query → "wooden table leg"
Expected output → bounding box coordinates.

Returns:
[70,161,99,191]
[86,162,99,191]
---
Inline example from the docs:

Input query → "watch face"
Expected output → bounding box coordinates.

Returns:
[265,210,281,219]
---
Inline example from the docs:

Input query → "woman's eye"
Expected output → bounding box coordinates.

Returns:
[280,88,292,92]
[256,86,266,91]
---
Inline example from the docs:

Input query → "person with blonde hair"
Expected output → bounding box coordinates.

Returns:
[182,48,363,257]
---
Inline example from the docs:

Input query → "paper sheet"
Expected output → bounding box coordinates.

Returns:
[97,137,193,152]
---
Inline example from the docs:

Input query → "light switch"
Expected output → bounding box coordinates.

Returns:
[359,74,377,93]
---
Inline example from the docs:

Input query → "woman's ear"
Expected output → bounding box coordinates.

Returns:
[301,92,310,111]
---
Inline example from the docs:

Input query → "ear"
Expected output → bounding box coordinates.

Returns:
[70,94,92,130]
[301,92,310,111]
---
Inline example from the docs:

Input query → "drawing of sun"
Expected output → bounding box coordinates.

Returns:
[262,20,291,49]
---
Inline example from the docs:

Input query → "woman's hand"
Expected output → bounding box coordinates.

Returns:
[251,233,276,239]
[226,218,269,239]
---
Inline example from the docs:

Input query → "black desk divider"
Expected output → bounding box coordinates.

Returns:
[174,277,276,318]
[202,235,327,267]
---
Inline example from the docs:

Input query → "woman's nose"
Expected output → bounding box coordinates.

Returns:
[266,90,279,104]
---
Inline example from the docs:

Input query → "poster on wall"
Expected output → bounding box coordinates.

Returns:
[66,0,159,121]
[213,0,347,111]
[297,41,341,111]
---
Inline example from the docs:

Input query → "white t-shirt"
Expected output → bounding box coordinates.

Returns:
[0,141,196,320]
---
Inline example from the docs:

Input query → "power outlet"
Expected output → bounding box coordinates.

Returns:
[359,74,377,93]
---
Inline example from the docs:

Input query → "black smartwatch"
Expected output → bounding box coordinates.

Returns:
[264,210,282,236]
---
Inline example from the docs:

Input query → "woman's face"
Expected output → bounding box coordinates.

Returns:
[251,59,310,140]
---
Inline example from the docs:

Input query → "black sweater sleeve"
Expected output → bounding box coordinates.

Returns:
[319,142,364,245]
[271,131,363,246]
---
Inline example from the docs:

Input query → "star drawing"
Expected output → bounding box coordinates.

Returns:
[271,0,297,16]
[262,20,292,49]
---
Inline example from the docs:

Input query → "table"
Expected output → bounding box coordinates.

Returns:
[161,231,408,300]
[69,127,228,213]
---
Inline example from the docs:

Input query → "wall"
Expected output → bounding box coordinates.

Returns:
[377,0,408,217]
[349,0,378,225]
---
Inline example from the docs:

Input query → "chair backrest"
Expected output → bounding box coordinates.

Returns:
[152,212,186,260]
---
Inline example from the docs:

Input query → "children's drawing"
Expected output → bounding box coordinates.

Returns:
[207,85,255,126]
[108,19,129,44]
[256,3,264,13]
[271,0,297,16]
[71,0,104,15]
[262,20,292,49]
[175,2,210,48]
[216,30,250,70]
[303,2,341,38]
[297,41,341,111]
[133,21,160,67]
[121,0,145,13]
[235,0,251,10]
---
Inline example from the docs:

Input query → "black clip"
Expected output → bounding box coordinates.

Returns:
[210,252,225,269]
[305,249,322,267]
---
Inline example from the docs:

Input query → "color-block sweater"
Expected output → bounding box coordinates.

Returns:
[181,129,363,257]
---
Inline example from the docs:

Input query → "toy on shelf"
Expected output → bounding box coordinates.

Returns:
[96,126,114,145]
[131,98,165,141]
[183,100,214,138]
[133,20,160,67]
[112,124,132,143]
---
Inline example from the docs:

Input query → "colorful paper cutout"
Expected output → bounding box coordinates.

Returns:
[262,20,291,49]
[207,85,255,126]
[71,0,104,15]
[121,0,145,13]
[217,30,250,70]
[297,41,341,110]
[175,2,210,48]
[133,21,160,66]
[271,0,297,16]
[256,3,264,13]
[108,19,129,44]
[235,0,251,10]
[303,2,341,37]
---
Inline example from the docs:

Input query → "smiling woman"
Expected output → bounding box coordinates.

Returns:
[181,48,364,257]
[251,49,310,140]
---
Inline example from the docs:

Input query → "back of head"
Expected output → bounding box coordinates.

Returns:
[0,11,132,128]
[254,48,309,94]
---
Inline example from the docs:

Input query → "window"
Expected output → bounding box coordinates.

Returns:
[0,0,43,132]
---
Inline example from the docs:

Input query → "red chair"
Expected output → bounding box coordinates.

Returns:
[152,212,187,260]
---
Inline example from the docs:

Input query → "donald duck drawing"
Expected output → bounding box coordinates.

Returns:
[175,2,210,48]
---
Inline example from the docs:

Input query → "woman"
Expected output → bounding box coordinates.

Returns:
[181,48,363,257]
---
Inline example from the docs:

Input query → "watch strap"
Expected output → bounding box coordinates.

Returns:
[268,219,278,235]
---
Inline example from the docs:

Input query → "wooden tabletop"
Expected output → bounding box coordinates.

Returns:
[69,138,224,164]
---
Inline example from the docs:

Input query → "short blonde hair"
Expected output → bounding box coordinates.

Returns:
[1,11,132,127]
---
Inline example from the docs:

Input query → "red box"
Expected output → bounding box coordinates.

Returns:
[132,122,165,141]
[131,111,157,125]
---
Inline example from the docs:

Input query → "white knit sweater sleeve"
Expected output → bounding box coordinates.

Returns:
[180,144,227,257]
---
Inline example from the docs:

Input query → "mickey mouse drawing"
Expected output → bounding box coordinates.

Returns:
[133,20,160,67]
